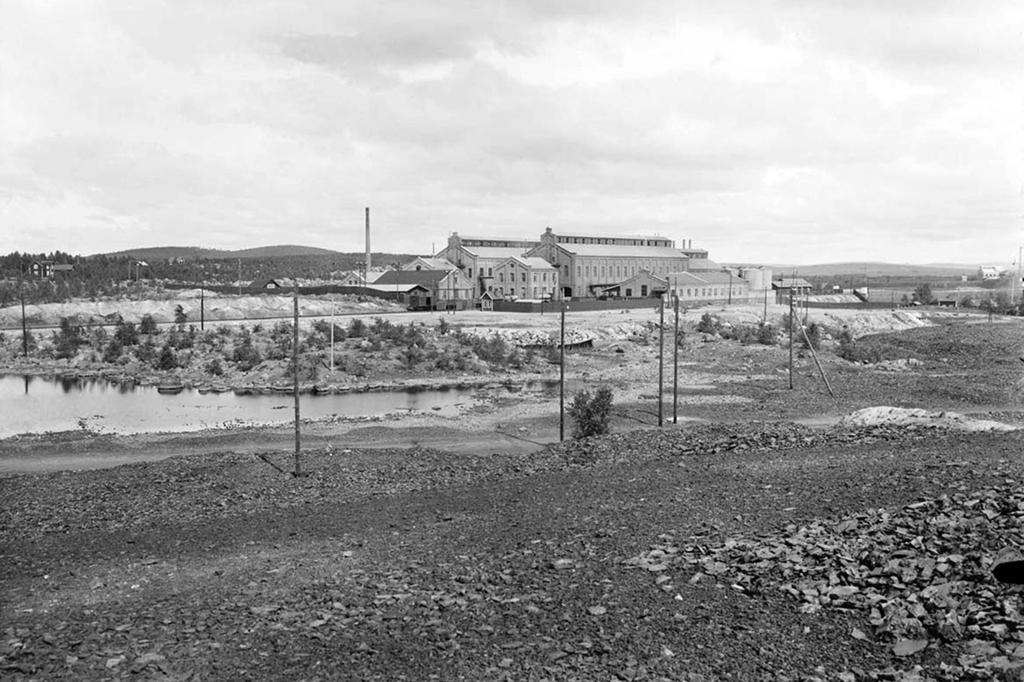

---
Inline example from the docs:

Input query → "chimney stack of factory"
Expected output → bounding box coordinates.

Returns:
[364,207,371,279]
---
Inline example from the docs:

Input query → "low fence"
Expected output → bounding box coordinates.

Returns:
[492,298,660,313]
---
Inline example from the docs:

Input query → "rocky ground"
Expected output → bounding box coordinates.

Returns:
[1,306,1023,680]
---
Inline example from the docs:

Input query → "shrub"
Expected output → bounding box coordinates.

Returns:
[157,344,178,370]
[757,323,777,345]
[103,339,123,363]
[696,313,721,335]
[53,317,86,359]
[206,358,224,376]
[836,328,880,363]
[569,387,614,439]
[174,304,187,325]
[134,339,157,364]
[438,318,450,335]
[140,314,159,335]
[232,334,262,371]
[114,321,139,346]
[348,318,366,338]
[800,322,822,350]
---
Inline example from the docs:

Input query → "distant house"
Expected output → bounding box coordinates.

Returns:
[30,261,53,278]
[979,266,1004,280]
[334,266,392,286]
[668,270,749,304]
[364,283,431,309]
[402,257,457,272]
[772,276,813,303]
[374,268,473,311]
[600,270,667,299]
[250,278,281,290]
[490,256,558,300]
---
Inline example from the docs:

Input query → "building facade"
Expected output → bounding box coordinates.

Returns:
[490,256,559,300]
[527,228,689,298]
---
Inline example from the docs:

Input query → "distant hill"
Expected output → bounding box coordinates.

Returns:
[100,245,345,260]
[752,262,978,278]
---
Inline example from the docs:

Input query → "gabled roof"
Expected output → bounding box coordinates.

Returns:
[366,283,430,293]
[503,256,556,270]
[773,277,813,289]
[553,231,671,243]
[685,258,721,272]
[376,269,454,286]
[404,257,456,271]
[669,270,738,286]
[539,242,687,258]
[459,246,531,259]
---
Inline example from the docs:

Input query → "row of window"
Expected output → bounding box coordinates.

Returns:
[487,285,555,299]
[575,261,677,280]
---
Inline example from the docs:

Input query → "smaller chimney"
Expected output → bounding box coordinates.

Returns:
[365,207,371,276]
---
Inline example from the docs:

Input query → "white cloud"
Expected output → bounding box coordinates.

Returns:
[0,0,1021,263]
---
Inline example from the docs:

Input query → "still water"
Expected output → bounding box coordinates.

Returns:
[0,375,495,438]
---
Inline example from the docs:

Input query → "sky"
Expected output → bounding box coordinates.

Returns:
[1,1,1022,265]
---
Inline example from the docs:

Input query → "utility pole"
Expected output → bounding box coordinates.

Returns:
[658,294,665,427]
[763,287,768,324]
[292,282,302,476]
[238,259,242,297]
[330,296,335,372]
[672,294,679,424]
[200,284,205,330]
[559,299,567,441]
[788,287,795,390]
[727,270,732,304]
[19,273,28,356]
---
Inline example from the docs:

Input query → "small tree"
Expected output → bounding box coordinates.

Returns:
[757,323,776,346]
[114,320,138,346]
[800,322,821,350]
[157,344,178,370]
[348,317,366,338]
[696,312,720,335]
[912,283,934,305]
[103,339,123,363]
[174,304,188,325]
[140,314,159,335]
[568,387,614,439]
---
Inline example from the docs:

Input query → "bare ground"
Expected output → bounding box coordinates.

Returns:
[2,311,1023,680]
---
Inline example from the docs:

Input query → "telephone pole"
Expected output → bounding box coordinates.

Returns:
[559,299,567,441]
[292,282,302,477]
[658,294,665,427]
[672,294,680,424]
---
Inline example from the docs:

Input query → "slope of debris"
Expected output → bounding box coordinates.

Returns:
[627,485,1024,680]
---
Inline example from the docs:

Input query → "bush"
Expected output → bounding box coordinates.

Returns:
[174,305,187,325]
[140,314,159,335]
[103,339,123,363]
[836,328,880,363]
[232,334,262,371]
[114,321,139,346]
[206,358,224,376]
[757,323,776,345]
[568,387,614,439]
[696,313,721,335]
[156,344,178,370]
[800,322,822,350]
[348,318,366,338]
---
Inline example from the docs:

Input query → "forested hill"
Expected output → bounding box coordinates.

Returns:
[100,245,344,260]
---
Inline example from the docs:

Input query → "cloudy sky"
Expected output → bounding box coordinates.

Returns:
[1,1,1022,264]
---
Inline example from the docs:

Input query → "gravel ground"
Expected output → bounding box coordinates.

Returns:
[2,316,1023,680]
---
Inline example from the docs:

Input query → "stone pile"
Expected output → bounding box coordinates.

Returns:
[627,485,1024,679]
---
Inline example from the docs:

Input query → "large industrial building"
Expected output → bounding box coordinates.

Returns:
[420,226,772,308]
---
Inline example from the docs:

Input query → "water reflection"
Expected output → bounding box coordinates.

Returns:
[0,374,554,438]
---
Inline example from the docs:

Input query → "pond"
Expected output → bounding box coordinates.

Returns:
[0,375,548,438]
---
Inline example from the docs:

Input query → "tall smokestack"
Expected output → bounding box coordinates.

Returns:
[364,207,371,278]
